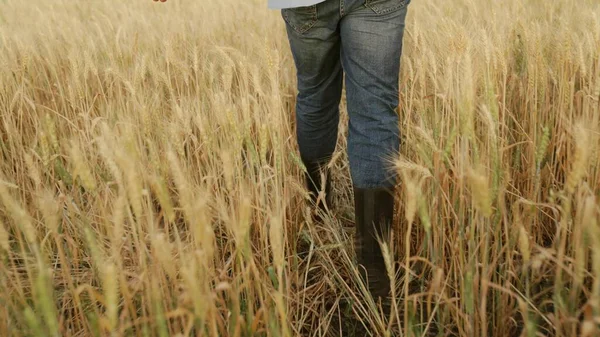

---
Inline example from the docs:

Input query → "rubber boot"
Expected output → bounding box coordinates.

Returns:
[303,156,332,219]
[353,186,395,302]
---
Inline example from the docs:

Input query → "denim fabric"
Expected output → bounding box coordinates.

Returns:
[282,0,409,188]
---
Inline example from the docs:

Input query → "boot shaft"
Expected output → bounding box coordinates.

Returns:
[303,157,332,211]
[353,186,395,299]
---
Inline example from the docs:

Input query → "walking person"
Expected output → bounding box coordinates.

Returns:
[271,0,410,304]
[153,0,410,310]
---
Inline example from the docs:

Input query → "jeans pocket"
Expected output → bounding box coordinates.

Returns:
[282,5,318,35]
[365,0,410,15]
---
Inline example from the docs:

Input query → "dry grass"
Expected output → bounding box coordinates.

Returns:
[1,0,599,336]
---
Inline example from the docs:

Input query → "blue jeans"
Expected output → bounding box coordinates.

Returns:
[282,0,410,189]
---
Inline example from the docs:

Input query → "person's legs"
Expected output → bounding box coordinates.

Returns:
[341,0,408,189]
[340,0,410,302]
[282,0,343,213]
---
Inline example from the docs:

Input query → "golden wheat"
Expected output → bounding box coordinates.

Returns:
[0,0,599,336]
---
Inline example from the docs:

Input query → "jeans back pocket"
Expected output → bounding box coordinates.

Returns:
[282,5,318,35]
[365,0,409,15]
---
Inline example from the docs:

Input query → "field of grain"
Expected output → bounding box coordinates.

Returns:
[0,0,599,336]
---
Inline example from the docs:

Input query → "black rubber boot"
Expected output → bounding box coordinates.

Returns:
[353,186,395,302]
[303,156,332,217]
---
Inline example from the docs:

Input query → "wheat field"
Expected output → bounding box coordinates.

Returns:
[0,0,599,336]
